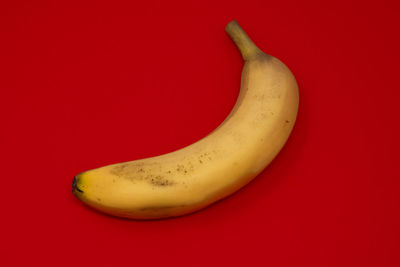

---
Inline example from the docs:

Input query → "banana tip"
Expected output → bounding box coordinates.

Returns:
[72,176,84,194]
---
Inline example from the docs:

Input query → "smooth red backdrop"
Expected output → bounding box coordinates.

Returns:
[1,0,399,266]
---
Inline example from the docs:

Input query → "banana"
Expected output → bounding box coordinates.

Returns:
[72,20,299,219]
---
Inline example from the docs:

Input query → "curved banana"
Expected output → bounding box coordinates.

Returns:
[72,20,299,219]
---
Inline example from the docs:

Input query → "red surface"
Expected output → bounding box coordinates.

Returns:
[1,0,399,266]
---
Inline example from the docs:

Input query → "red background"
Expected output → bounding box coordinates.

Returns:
[1,0,399,266]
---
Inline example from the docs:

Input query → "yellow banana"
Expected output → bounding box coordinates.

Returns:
[73,20,299,219]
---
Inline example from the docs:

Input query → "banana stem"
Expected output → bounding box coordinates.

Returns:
[225,20,262,60]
